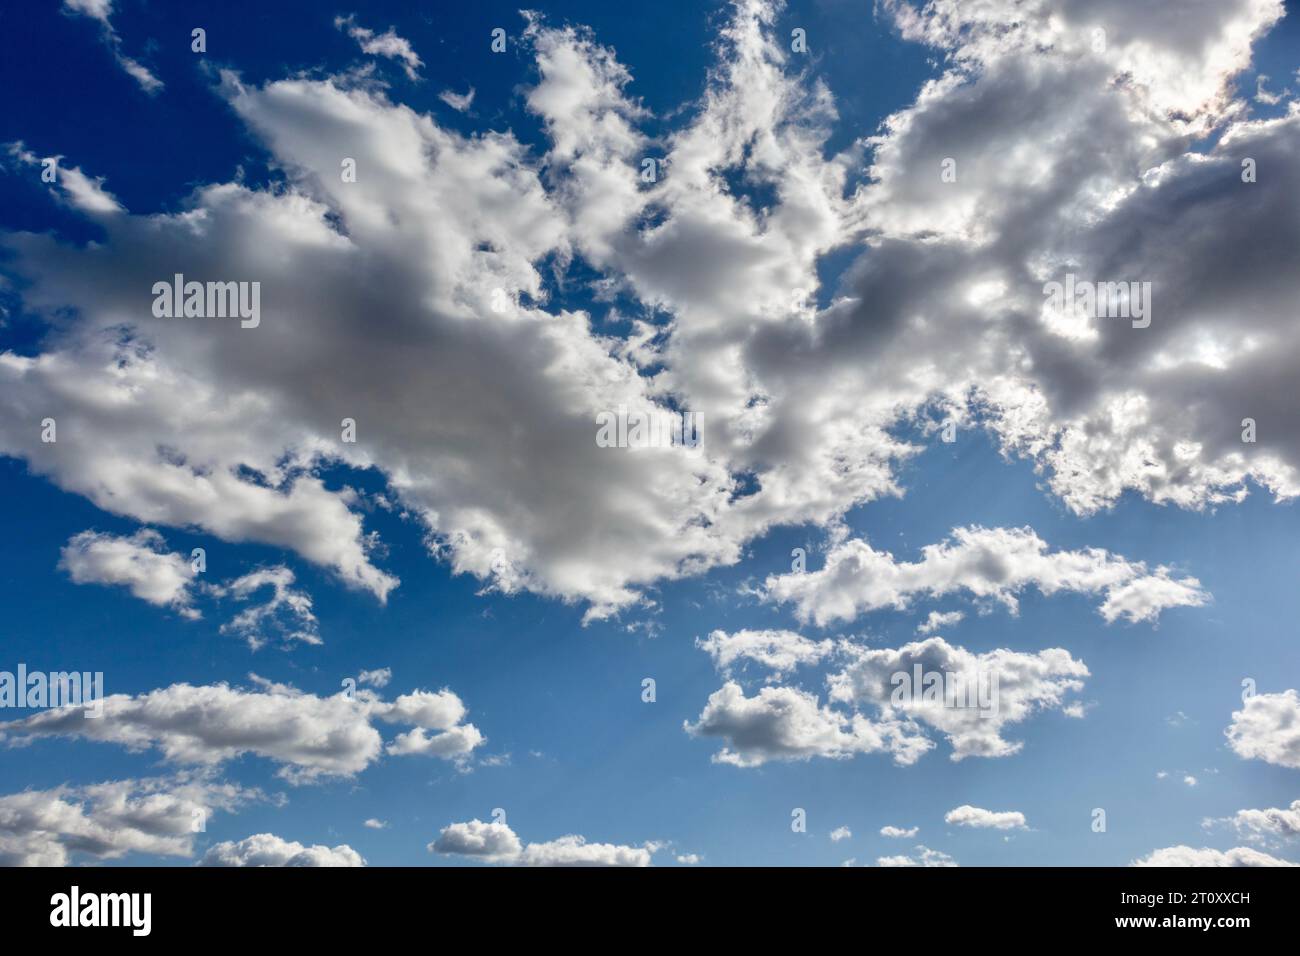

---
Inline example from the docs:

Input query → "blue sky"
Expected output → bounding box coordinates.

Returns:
[0,0,1298,868]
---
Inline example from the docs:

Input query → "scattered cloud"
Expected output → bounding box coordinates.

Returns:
[764,527,1208,627]
[1225,690,1300,769]
[881,825,918,838]
[0,676,485,782]
[945,805,1027,830]
[0,775,260,866]
[1131,846,1296,867]
[62,0,163,93]
[430,819,656,867]
[877,845,958,867]
[200,832,364,867]
[334,14,422,80]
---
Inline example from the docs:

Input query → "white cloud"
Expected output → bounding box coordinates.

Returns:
[687,633,1087,766]
[1225,690,1300,769]
[62,0,162,93]
[1132,845,1296,867]
[0,677,484,782]
[200,832,364,867]
[438,88,475,112]
[357,668,392,688]
[828,637,1088,760]
[694,628,834,678]
[830,826,852,842]
[62,0,112,21]
[917,610,964,635]
[764,527,1208,627]
[0,776,258,866]
[430,819,656,867]
[944,805,1027,830]
[335,15,423,81]
[684,680,931,768]
[877,845,957,867]
[880,825,918,838]
[58,529,328,650]
[215,566,319,649]
[676,853,702,865]
[59,529,198,619]
[1208,799,1300,844]
[7,0,1296,631]
[363,818,388,830]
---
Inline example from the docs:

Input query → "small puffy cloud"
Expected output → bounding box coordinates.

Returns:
[945,806,1027,830]
[880,825,918,838]
[363,818,388,830]
[518,835,654,867]
[1132,846,1296,867]
[358,668,392,688]
[334,15,422,80]
[1225,690,1300,769]
[764,527,1208,627]
[59,529,198,619]
[877,845,957,867]
[200,832,364,867]
[694,628,834,678]
[830,826,852,842]
[430,819,655,867]
[676,853,702,865]
[378,689,466,730]
[429,820,523,862]
[385,724,485,759]
[0,677,484,782]
[684,680,931,768]
[917,610,964,635]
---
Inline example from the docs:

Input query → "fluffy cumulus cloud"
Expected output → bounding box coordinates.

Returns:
[694,629,834,678]
[1225,690,1300,769]
[58,528,322,650]
[881,825,919,838]
[828,638,1089,760]
[877,845,958,867]
[0,776,259,866]
[944,805,1028,830]
[686,633,1087,765]
[1206,799,1300,845]
[59,529,199,619]
[430,819,656,867]
[0,676,484,783]
[200,832,364,867]
[763,527,1208,627]
[684,680,931,768]
[5,0,1290,630]
[840,0,1299,515]
[1131,846,1297,867]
